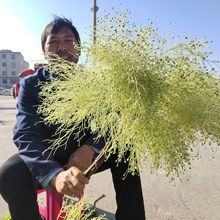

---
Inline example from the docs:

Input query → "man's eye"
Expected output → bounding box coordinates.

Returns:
[48,41,58,44]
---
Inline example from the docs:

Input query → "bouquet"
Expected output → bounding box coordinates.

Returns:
[38,11,220,179]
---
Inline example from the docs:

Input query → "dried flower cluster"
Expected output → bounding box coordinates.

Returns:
[38,11,220,178]
[58,196,106,220]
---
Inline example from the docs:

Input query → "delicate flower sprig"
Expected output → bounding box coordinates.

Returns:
[58,196,106,220]
[38,10,220,178]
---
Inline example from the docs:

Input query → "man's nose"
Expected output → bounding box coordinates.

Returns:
[58,43,67,52]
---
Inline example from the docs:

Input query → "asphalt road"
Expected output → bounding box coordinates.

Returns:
[0,95,220,220]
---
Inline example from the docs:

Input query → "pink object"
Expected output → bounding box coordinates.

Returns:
[77,191,84,200]
[37,188,64,220]
[37,188,84,220]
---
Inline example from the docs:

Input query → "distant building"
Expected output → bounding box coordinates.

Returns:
[0,50,29,88]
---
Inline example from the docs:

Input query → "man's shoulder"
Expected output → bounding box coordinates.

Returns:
[21,67,48,85]
[18,67,50,101]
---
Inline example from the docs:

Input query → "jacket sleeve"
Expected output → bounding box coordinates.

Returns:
[13,76,63,185]
[83,134,106,154]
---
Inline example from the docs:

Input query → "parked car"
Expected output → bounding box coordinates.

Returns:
[0,87,5,93]
[0,89,11,96]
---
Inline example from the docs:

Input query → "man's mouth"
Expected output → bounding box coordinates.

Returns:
[59,54,70,58]
[59,54,72,61]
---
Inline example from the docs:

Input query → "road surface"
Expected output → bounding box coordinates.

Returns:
[0,95,220,220]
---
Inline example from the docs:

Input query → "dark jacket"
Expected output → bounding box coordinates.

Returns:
[13,67,104,185]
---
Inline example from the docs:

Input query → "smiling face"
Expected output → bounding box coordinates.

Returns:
[43,27,80,63]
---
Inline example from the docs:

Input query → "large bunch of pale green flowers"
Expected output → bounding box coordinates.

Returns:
[38,11,220,178]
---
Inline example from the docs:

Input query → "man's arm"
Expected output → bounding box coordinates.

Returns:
[83,134,106,154]
[13,75,64,185]
[13,75,89,196]
[64,133,106,172]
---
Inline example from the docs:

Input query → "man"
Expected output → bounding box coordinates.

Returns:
[0,17,145,220]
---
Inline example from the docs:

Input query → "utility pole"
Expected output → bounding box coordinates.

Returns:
[91,0,99,44]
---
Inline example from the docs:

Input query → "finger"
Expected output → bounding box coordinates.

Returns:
[69,175,85,192]
[69,161,85,172]
[66,182,79,197]
[70,167,89,184]
[60,183,76,196]
[64,188,75,197]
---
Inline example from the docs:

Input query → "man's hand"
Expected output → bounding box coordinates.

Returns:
[64,144,95,172]
[50,145,95,196]
[51,167,89,197]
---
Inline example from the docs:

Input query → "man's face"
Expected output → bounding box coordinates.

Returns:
[44,27,80,63]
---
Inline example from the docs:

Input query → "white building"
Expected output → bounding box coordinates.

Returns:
[0,50,29,88]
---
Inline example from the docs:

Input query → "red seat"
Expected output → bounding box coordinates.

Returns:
[37,188,84,220]
[37,188,64,220]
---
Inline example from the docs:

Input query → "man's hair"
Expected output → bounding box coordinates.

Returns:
[41,16,81,52]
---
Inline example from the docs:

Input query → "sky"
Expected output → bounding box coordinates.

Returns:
[0,0,220,67]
